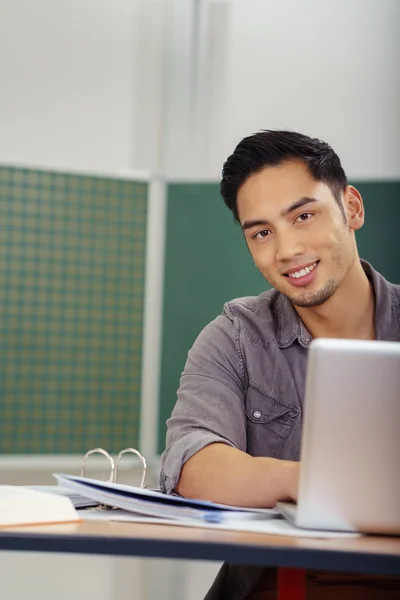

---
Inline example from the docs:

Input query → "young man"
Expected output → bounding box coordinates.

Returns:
[160,131,400,599]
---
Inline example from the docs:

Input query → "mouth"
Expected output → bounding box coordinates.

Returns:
[282,261,319,288]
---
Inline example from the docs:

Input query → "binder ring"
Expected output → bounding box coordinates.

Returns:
[81,448,116,483]
[115,448,147,488]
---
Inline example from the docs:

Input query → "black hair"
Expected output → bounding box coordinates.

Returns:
[220,130,348,222]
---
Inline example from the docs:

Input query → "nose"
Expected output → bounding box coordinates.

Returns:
[274,228,306,264]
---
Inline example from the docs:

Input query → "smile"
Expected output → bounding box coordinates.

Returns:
[287,262,318,279]
[283,261,319,288]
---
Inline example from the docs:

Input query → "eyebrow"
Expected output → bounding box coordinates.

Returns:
[241,197,318,231]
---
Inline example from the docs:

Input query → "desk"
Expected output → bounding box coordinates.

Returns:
[0,521,399,600]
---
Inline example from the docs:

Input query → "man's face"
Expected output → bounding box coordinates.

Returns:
[237,159,363,308]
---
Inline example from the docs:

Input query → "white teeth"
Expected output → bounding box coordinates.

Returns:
[288,262,317,279]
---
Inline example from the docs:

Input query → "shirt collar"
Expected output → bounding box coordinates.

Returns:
[275,293,311,348]
[275,259,400,348]
[364,260,400,341]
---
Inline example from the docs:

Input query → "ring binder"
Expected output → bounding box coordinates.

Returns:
[55,472,280,526]
[115,448,147,489]
[81,447,147,488]
[81,448,116,483]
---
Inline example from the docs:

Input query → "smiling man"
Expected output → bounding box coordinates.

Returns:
[160,131,400,599]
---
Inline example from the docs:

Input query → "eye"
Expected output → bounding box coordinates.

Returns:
[296,212,313,223]
[253,229,271,240]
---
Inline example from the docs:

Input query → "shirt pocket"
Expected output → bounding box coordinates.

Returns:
[245,383,299,458]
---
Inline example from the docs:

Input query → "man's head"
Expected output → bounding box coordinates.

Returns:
[220,130,365,308]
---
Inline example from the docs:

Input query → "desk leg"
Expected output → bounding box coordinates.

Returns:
[277,568,306,600]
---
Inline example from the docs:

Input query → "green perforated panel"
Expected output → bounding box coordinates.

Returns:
[0,166,147,453]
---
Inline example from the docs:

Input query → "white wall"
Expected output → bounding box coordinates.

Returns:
[0,0,199,177]
[193,0,400,180]
[0,0,398,180]
[0,0,174,175]
[0,0,139,173]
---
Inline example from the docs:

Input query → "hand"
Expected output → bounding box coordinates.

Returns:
[270,459,301,502]
[284,460,300,502]
[255,457,301,505]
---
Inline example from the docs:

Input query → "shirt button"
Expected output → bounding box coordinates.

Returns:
[253,410,262,419]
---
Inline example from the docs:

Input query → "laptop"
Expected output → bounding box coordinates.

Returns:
[277,338,400,534]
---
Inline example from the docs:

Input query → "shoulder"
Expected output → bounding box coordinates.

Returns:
[222,288,283,347]
[362,260,400,338]
[366,259,400,302]
[363,259,400,297]
[224,288,281,320]
[390,281,400,299]
[381,277,400,335]
[190,288,282,354]
[388,280,400,318]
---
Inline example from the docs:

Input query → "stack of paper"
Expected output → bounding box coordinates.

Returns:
[53,474,358,538]
[54,473,278,524]
[28,485,98,509]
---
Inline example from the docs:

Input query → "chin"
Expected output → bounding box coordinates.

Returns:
[290,279,339,308]
[290,294,328,309]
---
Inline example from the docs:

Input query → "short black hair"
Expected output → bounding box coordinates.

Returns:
[220,130,348,222]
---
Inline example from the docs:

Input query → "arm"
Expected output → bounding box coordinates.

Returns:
[177,443,299,508]
[160,313,299,507]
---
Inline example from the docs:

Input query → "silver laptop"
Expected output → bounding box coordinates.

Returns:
[277,338,400,534]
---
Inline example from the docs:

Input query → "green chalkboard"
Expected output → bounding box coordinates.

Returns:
[0,166,147,453]
[158,181,400,452]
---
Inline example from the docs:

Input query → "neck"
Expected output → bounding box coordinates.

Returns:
[294,259,375,340]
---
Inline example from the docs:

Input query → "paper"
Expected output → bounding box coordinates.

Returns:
[81,508,359,538]
[0,486,80,528]
[55,473,279,523]
[27,485,98,509]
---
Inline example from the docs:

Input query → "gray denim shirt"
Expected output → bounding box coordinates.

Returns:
[160,261,400,599]
[160,261,400,499]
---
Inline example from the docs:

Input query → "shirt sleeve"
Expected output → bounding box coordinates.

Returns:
[159,312,247,494]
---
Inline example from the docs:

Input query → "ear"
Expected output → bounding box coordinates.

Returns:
[343,185,364,231]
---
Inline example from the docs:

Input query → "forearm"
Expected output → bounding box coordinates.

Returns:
[176,443,299,508]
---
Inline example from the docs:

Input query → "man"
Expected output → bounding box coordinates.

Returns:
[160,131,400,598]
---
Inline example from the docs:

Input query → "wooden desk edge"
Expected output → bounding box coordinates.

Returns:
[0,520,399,576]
